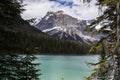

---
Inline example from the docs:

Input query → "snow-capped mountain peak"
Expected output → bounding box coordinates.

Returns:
[35,11,102,44]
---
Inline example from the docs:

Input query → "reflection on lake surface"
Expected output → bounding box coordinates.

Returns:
[35,55,99,80]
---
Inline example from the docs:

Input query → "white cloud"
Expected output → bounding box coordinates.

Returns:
[21,0,56,19]
[21,0,99,20]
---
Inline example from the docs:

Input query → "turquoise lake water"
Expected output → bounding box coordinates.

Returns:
[35,55,99,80]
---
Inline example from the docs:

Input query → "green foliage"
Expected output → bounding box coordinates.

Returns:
[89,37,105,54]
[19,55,40,80]
[0,54,40,80]
[0,29,90,54]
[84,0,120,80]
[0,0,24,18]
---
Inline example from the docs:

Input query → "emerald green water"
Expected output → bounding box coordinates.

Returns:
[35,55,99,80]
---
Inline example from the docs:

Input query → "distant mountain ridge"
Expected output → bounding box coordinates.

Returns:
[36,11,102,44]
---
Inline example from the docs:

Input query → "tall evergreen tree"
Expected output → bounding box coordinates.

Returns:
[0,54,40,80]
[0,0,24,18]
[19,55,40,80]
[82,0,120,80]
[0,55,20,80]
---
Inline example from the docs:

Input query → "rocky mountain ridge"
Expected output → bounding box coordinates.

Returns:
[36,11,102,44]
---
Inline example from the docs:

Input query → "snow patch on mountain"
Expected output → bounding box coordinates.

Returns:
[35,11,102,44]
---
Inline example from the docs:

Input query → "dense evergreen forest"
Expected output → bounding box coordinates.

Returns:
[0,29,90,54]
[0,0,90,55]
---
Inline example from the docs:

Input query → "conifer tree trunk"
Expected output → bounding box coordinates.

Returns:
[114,1,120,80]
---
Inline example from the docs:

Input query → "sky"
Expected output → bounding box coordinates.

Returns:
[21,0,100,20]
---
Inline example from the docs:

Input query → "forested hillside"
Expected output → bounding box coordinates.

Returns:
[0,0,90,54]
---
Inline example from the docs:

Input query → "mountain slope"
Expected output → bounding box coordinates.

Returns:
[0,4,90,54]
[36,11,102,44]
[0,15,42,33]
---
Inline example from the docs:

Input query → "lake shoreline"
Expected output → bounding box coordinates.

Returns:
[35,53,99,56]
[0,52,99,56]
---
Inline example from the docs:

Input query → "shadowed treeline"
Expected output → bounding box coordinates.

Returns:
[0,0,91,55]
